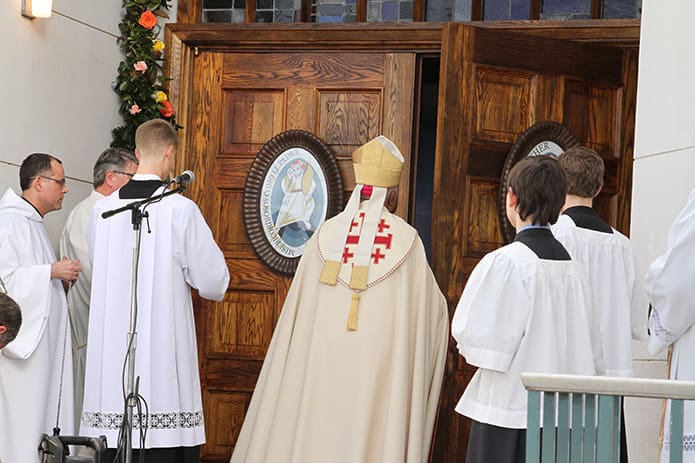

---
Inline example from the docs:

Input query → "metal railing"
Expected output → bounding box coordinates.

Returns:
[522,373,695,463]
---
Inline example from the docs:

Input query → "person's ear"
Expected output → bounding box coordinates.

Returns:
[32,175,43,192]
[0,325,6,336]
[506,187,518,208]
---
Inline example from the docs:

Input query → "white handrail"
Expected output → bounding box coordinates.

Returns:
[521,373,695,401]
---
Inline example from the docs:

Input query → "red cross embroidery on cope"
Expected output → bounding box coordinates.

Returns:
[373,234,393,250]
[342,248,354,263]
[371,248,387,264]
[377,218,390,233]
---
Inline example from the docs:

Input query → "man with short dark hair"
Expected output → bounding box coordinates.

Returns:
[452,155,603,463]
[0,291,22,350]
[60,147,138,425]
[0,152,82,463]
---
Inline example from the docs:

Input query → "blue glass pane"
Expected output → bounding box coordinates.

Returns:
[541,0,590,19]
[602,0,641,18]
[510,0,528,19]
[428,0,454,21]
[382,1,398,20]
[483,0,506,20]
[451,0,471,21]
[483,0,529,20]
[400,1,413,19]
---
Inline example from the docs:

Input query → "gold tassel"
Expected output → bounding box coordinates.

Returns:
[347,292,360,331]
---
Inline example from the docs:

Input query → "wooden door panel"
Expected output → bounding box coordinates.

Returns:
[432,23,637,461]
[203,389,249,457]
[218,190,253,256]
[473,66,537,143]
[222,53,386,86]
[317,90,383,153]
[222,90,286,152]
[466,177,504,256]
[563,81,621,156]
[209,290,277,358]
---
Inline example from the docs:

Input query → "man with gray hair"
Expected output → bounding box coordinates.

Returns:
[59,147,138,424]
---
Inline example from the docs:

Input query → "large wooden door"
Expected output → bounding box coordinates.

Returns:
[430,23,638,461]
[171,28,437,460]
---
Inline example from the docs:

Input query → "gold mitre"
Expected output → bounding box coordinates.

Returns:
[352,135,404,188]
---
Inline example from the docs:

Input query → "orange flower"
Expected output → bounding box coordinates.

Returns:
[138,11,157,30]
[159,100,174,117]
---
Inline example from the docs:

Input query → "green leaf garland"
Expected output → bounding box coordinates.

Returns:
[111,0,180,150]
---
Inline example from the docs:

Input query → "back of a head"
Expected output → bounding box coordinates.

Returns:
[19,153,62,191]
[508,155,567,225]
[0,293,22,348]
[93,148,138,188]
[558,146,604,198]
[134,119,178,159]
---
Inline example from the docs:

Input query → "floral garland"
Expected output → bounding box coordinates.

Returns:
[111,0,179,150]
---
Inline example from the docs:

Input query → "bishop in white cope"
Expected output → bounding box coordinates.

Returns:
[80,120,229,462]
[0,153,81,463]
[230,136,449,463]
[645,186,695,463]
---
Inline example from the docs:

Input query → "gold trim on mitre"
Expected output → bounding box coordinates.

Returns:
[352,135,404,188]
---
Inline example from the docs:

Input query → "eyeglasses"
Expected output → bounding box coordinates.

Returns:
[36,175,67,186]
[112,170,135,178]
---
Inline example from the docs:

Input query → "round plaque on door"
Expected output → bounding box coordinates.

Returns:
[243,130,344,274]
[498,121,579,243]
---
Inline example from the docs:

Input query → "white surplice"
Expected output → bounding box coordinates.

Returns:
[645,187,695,463]
[230,207,449,463]
[553,214,648,377]
[0,188,75,463]
[81,184,229,448]
[452,240,601,429]
[59,189,103,425]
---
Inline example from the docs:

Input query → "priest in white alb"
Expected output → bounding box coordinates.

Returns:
[230,135,449,463]
[59,147,138,426]
[0,153,81,463]
[645,186,695,463]
[81,120,230,462]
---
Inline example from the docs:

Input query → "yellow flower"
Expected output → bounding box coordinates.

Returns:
[154,91,168,103]
[152,40,165,52]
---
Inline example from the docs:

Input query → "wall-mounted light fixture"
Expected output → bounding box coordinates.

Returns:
[22,0,53,19]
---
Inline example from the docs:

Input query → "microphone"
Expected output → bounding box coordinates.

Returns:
[172,170,195,185]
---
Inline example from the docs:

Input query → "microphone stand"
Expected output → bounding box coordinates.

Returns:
[101,183,187,463]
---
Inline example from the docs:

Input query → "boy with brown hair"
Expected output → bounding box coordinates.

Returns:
[553,145,647,462]
[0,291,22,350]
[452,155,603,463]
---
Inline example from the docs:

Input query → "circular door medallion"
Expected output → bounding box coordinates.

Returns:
[498,121,579,243]
[243,130,344,274]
